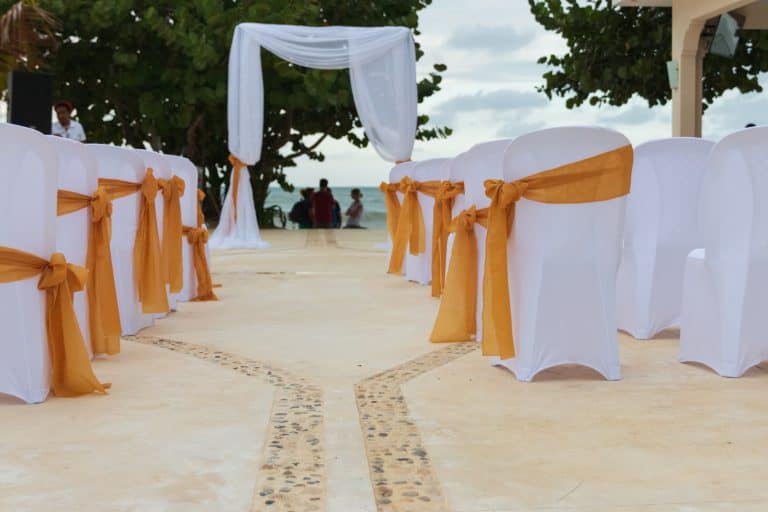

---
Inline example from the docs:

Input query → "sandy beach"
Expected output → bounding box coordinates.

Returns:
[2,228,768,512]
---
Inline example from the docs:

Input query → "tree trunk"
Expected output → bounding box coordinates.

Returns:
[251,166,270,227]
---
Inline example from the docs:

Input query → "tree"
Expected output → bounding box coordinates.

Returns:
[528,0,768,109]
[33,0,450,226]
[0,0,58,89]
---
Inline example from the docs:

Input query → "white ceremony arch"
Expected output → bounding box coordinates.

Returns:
[210,23,418,249]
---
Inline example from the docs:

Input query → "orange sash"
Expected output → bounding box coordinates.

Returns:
[159,175,185,293]
[379,181,401,242]
[182,227,218,301]
[0,248,108,396]
[99,169,170,314]
[228,155,247,223]
[182,189,218,301]
[57,187,122,355]
[431,145,633,359]
[387,178,449,275]
[430,206,488,342]
[386,179,465,295]
[429,181,464,297]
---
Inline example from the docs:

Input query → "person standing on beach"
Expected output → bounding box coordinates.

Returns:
[289,188,313,229]
[344,188,365,229]
[312,178,335,228]
[332,198,342,229]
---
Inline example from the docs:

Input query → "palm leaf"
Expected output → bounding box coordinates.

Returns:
[0,0,59,72]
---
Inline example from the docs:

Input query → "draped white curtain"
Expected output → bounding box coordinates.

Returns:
[228,23,417,165]
[218,23,417,249]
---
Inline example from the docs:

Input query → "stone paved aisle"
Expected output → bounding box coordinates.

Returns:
[3,229,768,512]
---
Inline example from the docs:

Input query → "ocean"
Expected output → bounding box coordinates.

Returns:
[266,186,387,229]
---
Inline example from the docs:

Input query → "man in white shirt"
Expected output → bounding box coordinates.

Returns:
[52,100,86,142]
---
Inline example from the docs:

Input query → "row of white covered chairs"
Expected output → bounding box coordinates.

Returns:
[383,125,768,380]
[0,123,214,403]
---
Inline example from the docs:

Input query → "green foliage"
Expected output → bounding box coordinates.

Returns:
[29,0,449,225]
[528,0,768,109]
[0,0,59,90]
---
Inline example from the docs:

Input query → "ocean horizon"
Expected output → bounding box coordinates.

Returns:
[266,185,387,229]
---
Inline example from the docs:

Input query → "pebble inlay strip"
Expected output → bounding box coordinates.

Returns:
[355,342,478,512]
[129,335,326,512]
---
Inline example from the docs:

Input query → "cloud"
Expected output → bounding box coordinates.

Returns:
[446,25,536,53]
[430,89,548,124]
[496,117,547,138]
[599,105,658,125]
[447,60,550,84]
[704,85,768,139]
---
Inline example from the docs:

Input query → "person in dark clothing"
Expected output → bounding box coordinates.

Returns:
[332,199,342,229]
[312,178,335,228]
[288,188,313,229]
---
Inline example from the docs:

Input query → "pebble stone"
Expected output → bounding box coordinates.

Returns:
[129,335,477,512]
[354,342,478,511]
[129,335,327,512]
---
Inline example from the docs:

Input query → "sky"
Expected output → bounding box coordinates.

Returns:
[287,0,768,188]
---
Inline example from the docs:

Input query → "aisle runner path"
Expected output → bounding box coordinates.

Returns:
[131,336,326,512]
[355,342,479,511]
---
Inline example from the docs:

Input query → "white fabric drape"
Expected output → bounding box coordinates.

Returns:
[221,23,417,249]
[228,23,417,165]
[446,139,512,342]
[410,158,452,286]
[134,150,176,314]
[164,155,200,302]
[87,144,155,335]
[49,136,98,359]
[209,166,270,249]
[0,123,57,403]
[491,127,630,382]
[616,138,713,340]
[679,127,768,377]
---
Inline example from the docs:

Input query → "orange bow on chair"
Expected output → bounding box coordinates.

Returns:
[430,206,488,342]
[430,181,464,297]
[0,248,109,396]
[379,181,402,242]
[57,187,122,355]
[159,175,186,294]
[387,177,426,275]
[182,188,218,302]
[99,168,170,314]
[431,145,633,360]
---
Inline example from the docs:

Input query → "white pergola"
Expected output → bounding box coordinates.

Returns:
[619,0,768,136]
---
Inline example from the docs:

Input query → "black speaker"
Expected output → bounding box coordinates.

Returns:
[7,71,53,134]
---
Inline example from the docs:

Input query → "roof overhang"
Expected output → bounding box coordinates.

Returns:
[618,0,672,6]
[618,0,768,28]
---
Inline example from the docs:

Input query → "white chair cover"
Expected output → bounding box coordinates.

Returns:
[679,127,768,377]
[208,165,270,250]
[616,138,714,339]
[228,23,416,165]
[442,151,470,282]
[449,139,513,340]
[164,155,199,302]
[87,145,154,335]
[409,158,452,286]
[448,152,470,219]
[491,127,630,381]
[134,150,176,313]
[49,136,99,358]
[0,124,57,403]
[388,161,419,275]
